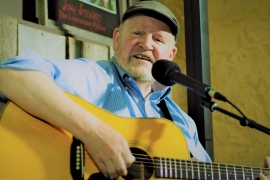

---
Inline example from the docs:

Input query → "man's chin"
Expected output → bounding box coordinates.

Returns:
[135,77,155,82]
[131,72,154,82]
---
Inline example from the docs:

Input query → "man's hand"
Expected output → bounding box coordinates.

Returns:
[259,156,270,180]
[83,119,135,179]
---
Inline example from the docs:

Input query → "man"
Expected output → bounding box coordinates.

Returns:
[0,1,269,179]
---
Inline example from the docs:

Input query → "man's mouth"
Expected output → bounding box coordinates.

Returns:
[134,54,151,62]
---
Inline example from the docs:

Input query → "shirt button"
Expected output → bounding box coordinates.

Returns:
[123,74,131,83]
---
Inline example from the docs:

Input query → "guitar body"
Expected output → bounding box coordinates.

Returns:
[0,93,190,179]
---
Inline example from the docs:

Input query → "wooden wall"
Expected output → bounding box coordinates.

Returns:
[0,15,18,60]
[0,14,111,62]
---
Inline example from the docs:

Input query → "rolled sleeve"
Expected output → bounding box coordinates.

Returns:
[0,48,57,79]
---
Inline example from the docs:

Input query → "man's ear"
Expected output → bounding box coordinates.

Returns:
[112,28,120,51]
[168,46,177,60]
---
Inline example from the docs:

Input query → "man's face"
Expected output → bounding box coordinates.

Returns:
[112,14,177,82]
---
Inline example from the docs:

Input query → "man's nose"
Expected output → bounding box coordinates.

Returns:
[139,35,153,51]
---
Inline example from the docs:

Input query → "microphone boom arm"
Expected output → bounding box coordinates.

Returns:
[201,99,270,136]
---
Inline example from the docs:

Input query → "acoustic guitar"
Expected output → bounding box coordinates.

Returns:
[0,93,267,179]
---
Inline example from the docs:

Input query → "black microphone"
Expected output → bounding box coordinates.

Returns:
[152,59,227,102]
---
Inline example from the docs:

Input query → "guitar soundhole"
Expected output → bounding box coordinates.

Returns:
[122,147,153,180]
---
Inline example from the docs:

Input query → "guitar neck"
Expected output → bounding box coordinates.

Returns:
[154,157,267,179]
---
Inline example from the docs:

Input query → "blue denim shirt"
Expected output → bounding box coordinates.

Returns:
[0,48,211,162]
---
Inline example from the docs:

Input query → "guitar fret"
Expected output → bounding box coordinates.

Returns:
[217,163,221,180]
[179,160,186,179]
[180,160,186,178]
[169,158,173,178]
[191,161,199,179]
[211,162,213,180]
[190,160,193,179]
[174,158,177,179]
[197,161,201,179]
[187,160,193,179]
[205,162,213,179]
[227,165,236,179]
[202,162,207,179]
[212,163,221,180]
[180,159,192,179]
[235,165,244,179]
[159,158,163,177]
[169,158,172,178]
[242,166,245,180]
[225,164,228,180]
[179,159,183,178]
[219,164,228,180]
[196,161,205,179]
[253,167,263,179]
[164,158,167,178]
[190,161,194,179]
[155,157,177,178]
[233,165,236,180]
[243,166,254,180]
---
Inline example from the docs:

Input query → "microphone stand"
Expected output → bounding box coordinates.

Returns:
[200,99,270,136]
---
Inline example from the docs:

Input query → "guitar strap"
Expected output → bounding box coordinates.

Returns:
[157,99,173,121]
[157,99,193,158]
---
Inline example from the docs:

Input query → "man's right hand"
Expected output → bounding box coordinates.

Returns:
[81,117,135,179]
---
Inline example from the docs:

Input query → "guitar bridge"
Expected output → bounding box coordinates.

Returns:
[70,137,85,180]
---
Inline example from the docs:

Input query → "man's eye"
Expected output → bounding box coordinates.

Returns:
[133,32,141,35]
[156,38,163,43]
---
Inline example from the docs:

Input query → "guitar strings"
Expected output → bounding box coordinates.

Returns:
[82,165,266,179]
[83,153,268,176]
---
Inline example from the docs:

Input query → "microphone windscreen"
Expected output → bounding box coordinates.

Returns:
[152,60,181,86]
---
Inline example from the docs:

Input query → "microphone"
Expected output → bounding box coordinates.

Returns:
[152,59,227,102]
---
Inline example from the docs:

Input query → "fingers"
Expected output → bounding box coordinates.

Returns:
[259,173,267,180]
[105,158,120,179]
[98,154,135,179]
[258,157,270,180]
[259,171,270,180]
[265,156,270,168]
[93,142,135,179]
[105,148,135,179]
[84,121,135,179]
[122,141,136,168]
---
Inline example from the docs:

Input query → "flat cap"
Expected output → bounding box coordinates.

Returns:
[122,1,179,40]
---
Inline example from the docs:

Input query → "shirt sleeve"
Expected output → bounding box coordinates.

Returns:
[0,48,57,78]
[0,48,114,103]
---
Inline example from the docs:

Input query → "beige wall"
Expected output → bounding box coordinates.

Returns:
[208,0,270,167]
[161,0,270,167]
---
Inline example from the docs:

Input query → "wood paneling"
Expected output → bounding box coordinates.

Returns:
[81,41,109,61]
[0,15,17,61]
[18,24,66,59]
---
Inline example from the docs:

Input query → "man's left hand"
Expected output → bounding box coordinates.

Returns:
[259,156,270,180]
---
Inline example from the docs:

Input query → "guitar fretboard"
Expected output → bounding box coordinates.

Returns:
[154,157,267,179]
